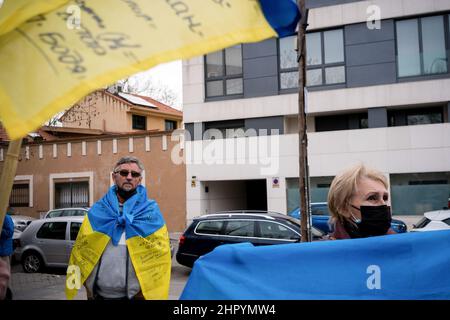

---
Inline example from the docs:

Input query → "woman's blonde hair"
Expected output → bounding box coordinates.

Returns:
[327,164,388,224]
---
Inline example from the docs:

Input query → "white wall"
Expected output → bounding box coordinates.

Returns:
[308,78,450,115]
[185,123,450,180]
[185,179,247,221]
[266,177,287,214]
[204,181,247,213]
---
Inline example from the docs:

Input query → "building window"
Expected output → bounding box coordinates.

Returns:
[279,36,299,89]
[55,181,89,208]
[204,119,246,139]
[396,14,449,77]
[315,113,368,132]
[205,45,243,98]
[132,114,146,130]
[306,29,346,87]
[165,120,177,131]
[388,107,444,127]
[9,184,29,207]
[286,177,334,214]
[391,172,450,215]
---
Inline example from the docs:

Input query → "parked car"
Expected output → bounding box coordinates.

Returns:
[10,214,36,232]
[14,216,83,273]
[43,207,88,219]
[288,202,408,234]
[176,210,325,268]
[410,210,450,232]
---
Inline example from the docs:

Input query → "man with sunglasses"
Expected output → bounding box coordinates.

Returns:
[113,158,144,202]
[66,156,171,300]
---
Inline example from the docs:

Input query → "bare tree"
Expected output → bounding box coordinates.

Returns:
[61,91,102,128]
[109,76,180,108]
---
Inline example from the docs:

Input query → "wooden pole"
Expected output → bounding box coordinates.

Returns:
[297,0,311,242]
[0,139,22,232]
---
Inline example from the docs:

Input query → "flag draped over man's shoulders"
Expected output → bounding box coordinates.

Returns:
[0,0,300,139]
[65,185,171,300]
[181,230,450,300]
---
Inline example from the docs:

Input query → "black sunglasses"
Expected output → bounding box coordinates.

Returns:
[115,170,141,178]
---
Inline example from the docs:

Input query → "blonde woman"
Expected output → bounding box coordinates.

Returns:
[328,164,396,239]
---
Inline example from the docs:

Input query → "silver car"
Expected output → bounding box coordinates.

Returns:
[14,216,84,273]
[43,207,88,219]
[10,215,36,232]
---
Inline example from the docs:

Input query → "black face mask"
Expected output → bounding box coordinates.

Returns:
[117,187,137,201]
[347,205,392,238]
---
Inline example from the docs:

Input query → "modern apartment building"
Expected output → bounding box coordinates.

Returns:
[182,0,450,222]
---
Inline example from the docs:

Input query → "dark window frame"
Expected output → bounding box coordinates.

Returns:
[165,120,177,131]
[256,220,299,240]
[54,181,89,209]
[36,222,67,240]
[204,45,244,100]
[395,13,450,80]
[315,112,368,132]
[222,220,256,237]
[307,28,347,88]
[70,222,82,241]
[194,220,225,235]
[278,29,347,91]
[9,183,30,207]
[204,119,246,139]
[388,106,444,127]
[132,114,147,130]
[277,35,299,92]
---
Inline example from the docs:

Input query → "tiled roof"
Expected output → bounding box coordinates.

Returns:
[128,93,182,118]
[103,90,182,118]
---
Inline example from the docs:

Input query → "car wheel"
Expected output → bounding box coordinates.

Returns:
[22,251,44,273]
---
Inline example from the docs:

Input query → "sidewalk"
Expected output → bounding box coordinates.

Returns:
[10,233,190,300]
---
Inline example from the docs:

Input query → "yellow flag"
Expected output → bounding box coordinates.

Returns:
[0,0,277,139]
[0,0,69,36]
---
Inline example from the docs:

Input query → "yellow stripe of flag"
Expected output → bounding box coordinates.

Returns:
[0,0,70,36]
[0,0,276,139]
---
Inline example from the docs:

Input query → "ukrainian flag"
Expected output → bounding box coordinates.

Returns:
[0,0,300,139]
[65,185,171,300]
[181,230,450,300]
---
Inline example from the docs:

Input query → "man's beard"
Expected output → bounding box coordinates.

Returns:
[117,186,137,201]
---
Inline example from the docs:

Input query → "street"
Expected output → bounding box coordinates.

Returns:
[9,240,191,300]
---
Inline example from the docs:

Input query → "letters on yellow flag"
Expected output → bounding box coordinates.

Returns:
[0,0,276,139]
[0,0,69,36]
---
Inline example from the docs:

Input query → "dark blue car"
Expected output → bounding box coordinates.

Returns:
[288,202,407,234]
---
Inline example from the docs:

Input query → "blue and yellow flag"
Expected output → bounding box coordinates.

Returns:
[181,230,450,299]
[65,185,171,300]
[0,0,300,139]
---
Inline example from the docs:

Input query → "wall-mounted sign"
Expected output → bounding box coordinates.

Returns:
[272,177,279,188]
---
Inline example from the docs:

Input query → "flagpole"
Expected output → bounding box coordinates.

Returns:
[0,139,22,232]
[297,0,311,242]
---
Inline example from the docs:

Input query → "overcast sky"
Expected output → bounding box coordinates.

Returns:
[132,60,183,110]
